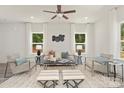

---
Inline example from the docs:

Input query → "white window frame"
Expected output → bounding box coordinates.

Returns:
[120,22,124,59]
[74,32,87,54]
[31,32,44,54]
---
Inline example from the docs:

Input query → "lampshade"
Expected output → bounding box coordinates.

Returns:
[77,45,82,50]
[36,45,42,50]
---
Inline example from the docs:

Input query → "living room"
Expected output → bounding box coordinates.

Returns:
[0,3,124,89]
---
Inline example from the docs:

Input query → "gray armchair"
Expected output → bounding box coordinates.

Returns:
[5,57,36,77]
[85,53,113,75]
[92,53,113,75]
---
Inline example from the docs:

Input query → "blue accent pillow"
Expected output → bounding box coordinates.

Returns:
[16,58,27,65]
[95,57,108,65]
[61,52,69,59]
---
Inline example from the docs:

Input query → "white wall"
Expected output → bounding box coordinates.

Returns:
[0,23,26,57]
[0,22,95,58]
[86,24,95,57]
[94,7,120,58]
[45,23,71,57]
[94,12,111,56]
[117,6,124,22]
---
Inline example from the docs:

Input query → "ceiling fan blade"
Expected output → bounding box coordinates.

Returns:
[62,15,69,20]
[43,10,56,13]
[51,15,57,19]
[57,5,61,12]
[63,10,76,14]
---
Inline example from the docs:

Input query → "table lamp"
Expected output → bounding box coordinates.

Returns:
[77,45,82,55]
[36,45,42,56]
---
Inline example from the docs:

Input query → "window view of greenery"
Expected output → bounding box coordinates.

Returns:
[120,42,124,58]
[121,23,124,40]
[75,34,85,43]
[33,33,43,43]
[75,33,86,53]
[120,23,124,58]
[121,42,124,51]
[32,33,43,53]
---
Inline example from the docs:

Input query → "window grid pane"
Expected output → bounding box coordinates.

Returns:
[32,33,43,53]
[75,34,85,43]
[121,23,124,40]
[32,33,43,43]
[120,23,124,58]
[75,33,86,53]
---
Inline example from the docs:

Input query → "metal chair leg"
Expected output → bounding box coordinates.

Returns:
[113,65,116,81]
[4,63,8,78]
[92,60,94,76]
[107,62,109,77]
[122,64,123,82]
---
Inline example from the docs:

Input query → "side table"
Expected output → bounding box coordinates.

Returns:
[109,61,123,82]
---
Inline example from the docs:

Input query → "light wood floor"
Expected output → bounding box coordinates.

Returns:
[0,65,123,88]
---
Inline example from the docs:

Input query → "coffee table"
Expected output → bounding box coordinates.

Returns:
[43,59,75,70]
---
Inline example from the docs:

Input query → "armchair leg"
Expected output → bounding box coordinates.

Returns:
[84,57,86,70]
[107,62,109,77]
[35,64,37,70]
[122,64,123,82]
[4,63,9,78]
[92,60,94,76]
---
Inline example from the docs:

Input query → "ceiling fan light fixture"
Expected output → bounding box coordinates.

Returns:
[57,13,63,18]
[43,5,76,20]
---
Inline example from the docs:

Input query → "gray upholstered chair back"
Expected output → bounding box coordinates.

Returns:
[100,53,113,61]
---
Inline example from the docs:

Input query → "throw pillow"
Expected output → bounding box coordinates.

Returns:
[16,58,27,65]
[61,52,69,59]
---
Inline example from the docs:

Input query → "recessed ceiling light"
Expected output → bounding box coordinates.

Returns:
[30,16,34,19]
[84,17,88,20]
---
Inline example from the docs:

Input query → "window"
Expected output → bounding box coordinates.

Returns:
[120,23,124,58]
[75,33,86,54]
[32,32,43,53]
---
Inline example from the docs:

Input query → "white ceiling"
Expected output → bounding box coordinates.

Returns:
[0,5,113,23]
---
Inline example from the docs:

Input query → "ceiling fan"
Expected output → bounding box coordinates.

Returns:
[43,5,76,20]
